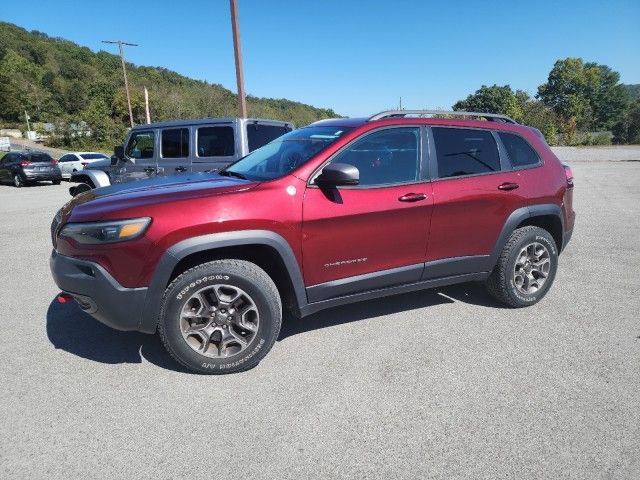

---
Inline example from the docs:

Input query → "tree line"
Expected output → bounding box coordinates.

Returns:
[453,58,639,145]
[0,22,338,151]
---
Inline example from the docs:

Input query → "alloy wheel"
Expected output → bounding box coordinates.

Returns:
[179,284,259,358]
[513,242,551,294]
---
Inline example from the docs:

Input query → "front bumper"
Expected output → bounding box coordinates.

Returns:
[49,250,150,332]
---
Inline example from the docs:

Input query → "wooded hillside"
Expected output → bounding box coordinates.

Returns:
[0,22,338,149]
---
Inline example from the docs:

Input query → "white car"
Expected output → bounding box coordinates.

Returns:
[58,152,110,179]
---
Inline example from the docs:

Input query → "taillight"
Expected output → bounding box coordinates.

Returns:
[563,164,574,188]
[51,159,59,166]
[19,161,31,166]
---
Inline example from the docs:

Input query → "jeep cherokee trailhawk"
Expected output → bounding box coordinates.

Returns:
[50,110,575,374]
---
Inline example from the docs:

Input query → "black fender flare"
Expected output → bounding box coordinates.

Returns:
[138,230,306,332]
[489,204,564,267]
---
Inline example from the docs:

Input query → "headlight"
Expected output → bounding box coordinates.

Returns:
[60,217,151,244]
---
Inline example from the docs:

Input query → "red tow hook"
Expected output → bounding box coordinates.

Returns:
[57,293,74,304]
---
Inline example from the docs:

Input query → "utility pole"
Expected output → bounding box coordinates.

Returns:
[144,86,151,124]
[102,40,138,128]
[229,0,247,118]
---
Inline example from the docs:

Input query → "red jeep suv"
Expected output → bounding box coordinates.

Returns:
[50,110,575,374]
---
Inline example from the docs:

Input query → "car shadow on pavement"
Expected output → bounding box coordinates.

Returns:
[46,299,192,373]
[278,282,503,340]
[46,282,502,370]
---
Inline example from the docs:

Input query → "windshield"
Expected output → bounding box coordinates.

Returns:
[80,153,108,160]
[224,126,351,181]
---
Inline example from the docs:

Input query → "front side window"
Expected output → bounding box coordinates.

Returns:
[326,127,420,187]
[197,126,235,157]
[126,131,155,159]
[247,124,291,152]
[498,132,541,168]
[432,127,501,178]
[161,128,189,158]
[224,126,351,181]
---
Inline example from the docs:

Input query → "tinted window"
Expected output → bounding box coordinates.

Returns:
[498,132,541,168]
[328,127,420,187]
[80,153,109,160]
[30,153,52,163]
[161,128,189,158]
[126,131,155,159]
[197,126,235,157]
[59,154,74,162]
[432,127,500,178]
[247,124,291,152]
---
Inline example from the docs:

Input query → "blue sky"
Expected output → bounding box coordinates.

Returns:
[3,0,639,116]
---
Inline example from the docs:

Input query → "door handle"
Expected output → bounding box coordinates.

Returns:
[143,167,156,174]
[498,182,519,191]
[175,166,187,173]
[398,192,428,202]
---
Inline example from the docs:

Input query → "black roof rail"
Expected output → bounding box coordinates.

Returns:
[368,110,518,124]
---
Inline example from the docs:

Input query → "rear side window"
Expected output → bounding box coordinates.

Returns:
[126,131,155,159]
[161,128,189,158]
[432,127,501,178]
[498,132,541,168]
[59,155,74,163]
[247,124,291,152]
[80,153,108,160]
[197,126,235,157]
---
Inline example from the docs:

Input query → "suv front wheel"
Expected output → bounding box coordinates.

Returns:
[486,226,558,308]
[158,259,282,374]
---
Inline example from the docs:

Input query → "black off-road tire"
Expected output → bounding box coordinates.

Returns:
[158,259,282,374]
[485,226,558,308]
[52,179,61,185]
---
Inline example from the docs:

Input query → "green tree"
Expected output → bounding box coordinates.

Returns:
[612,99,640,144]
[537,58,629,130]
[453,84,523,122]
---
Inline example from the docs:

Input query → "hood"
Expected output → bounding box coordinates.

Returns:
[61,172,258,222]
[85,158,112,170]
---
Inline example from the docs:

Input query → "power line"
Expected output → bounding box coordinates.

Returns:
[102,40,138,128]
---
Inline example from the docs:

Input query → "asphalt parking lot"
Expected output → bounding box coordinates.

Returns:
[1,154,639,479]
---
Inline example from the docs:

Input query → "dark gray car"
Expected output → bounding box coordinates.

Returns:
[0,150,62,187]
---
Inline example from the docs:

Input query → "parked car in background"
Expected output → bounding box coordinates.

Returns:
[0,150,62,187]
[58,152,109,179]
[69,117,293,195]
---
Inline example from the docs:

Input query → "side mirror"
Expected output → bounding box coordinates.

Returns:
[314,163,359,187]
[111,145,124,165]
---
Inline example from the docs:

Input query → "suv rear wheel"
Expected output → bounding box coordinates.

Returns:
[486,226,558,307]
[158,259,282,374]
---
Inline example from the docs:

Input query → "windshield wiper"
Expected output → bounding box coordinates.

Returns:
[219,170,247,180]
